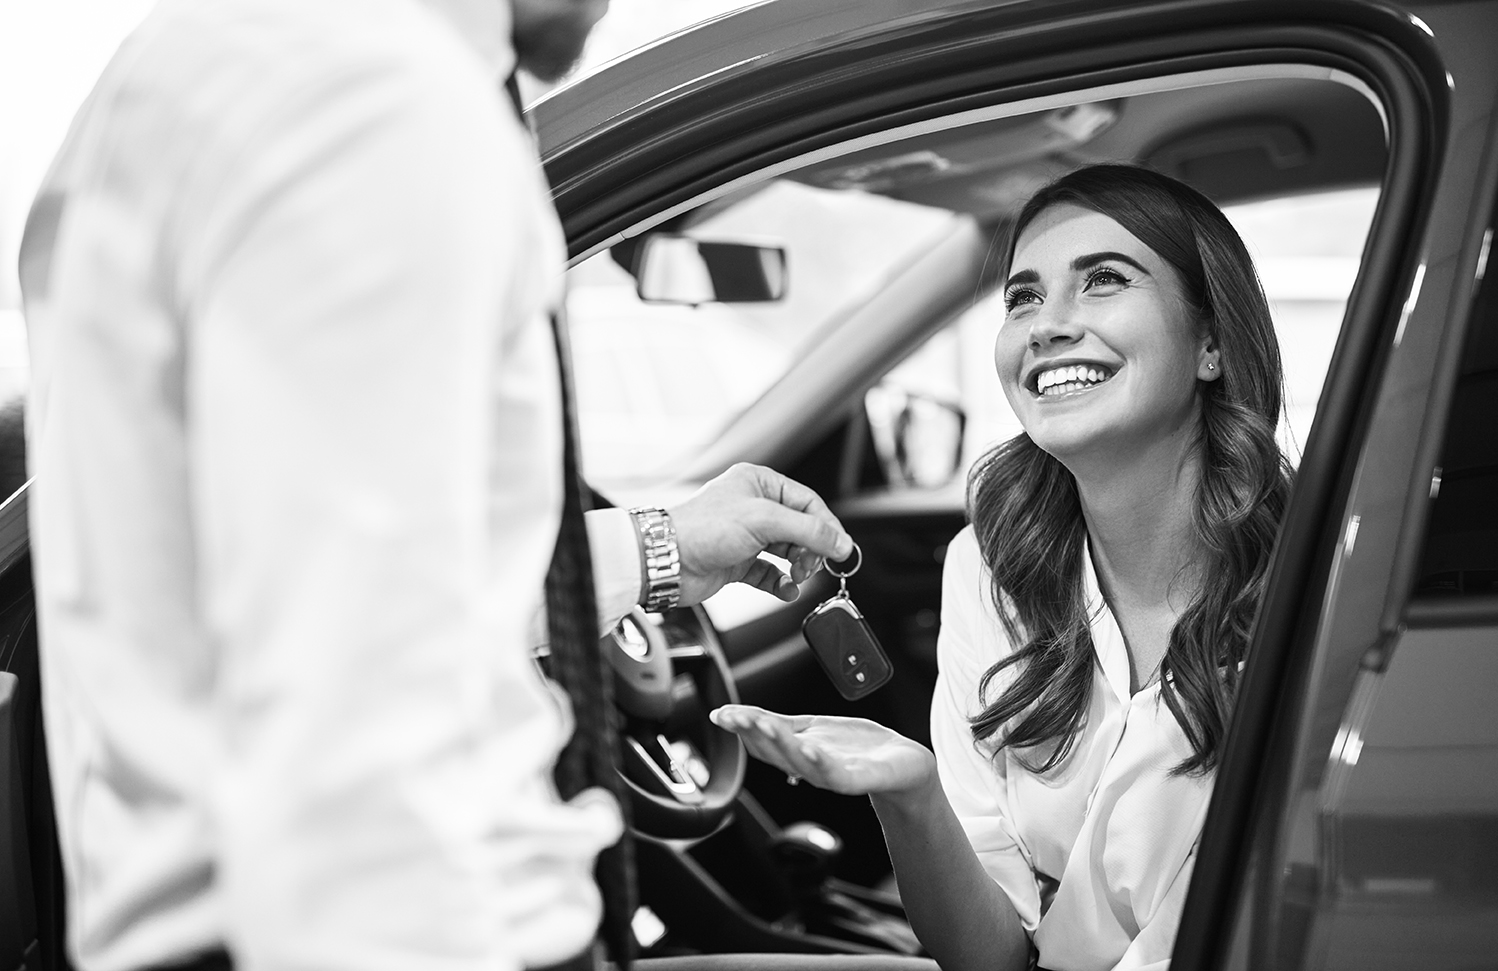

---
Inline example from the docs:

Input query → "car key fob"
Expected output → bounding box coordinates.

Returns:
[800,543,893,701]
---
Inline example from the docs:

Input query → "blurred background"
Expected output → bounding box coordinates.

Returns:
[0,0,1374,494]
[0,0,764,406]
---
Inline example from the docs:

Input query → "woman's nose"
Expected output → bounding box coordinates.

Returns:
[1027,301,1084,349]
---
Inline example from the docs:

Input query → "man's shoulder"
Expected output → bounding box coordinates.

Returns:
[130,0,493,108]
[91,0,516,200]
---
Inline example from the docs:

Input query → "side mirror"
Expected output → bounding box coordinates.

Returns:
[634,235,787,304]
[865,385,966,489]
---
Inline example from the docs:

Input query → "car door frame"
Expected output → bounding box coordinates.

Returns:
[536,1,1457,967]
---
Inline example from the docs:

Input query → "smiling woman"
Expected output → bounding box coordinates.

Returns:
[713,164,1293,971]
[997,220,1212,470]
[975,164,1291,768]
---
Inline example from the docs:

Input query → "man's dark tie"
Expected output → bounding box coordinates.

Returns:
[543,309,638,971]
[504,72,636,970]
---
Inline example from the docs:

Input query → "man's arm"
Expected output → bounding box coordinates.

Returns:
[587,463,855,633]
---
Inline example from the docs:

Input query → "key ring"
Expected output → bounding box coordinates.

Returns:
[825,542,861,598]
[826,542,862,579]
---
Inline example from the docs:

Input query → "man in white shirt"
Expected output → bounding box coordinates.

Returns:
[16,1,853,970]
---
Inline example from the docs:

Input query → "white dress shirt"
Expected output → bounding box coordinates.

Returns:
[19,1,642,969]
[931,526,1213,971]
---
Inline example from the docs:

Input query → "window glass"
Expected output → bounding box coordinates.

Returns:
[1415,223,1498,597]
[567,182,961,490]
[1226,187,1377,462]
[1304,624,1498,970]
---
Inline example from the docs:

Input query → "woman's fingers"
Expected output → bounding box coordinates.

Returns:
[711,706,836,783]
[711,704,815,734]
[711,705,891,794]
[709,703,770,731]
[755,715,843,789]
[716,725,793,774]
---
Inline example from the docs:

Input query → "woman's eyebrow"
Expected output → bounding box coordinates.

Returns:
[1004,268,1040,289]
[1005,252,1152,289]
[1072,251,1152,276]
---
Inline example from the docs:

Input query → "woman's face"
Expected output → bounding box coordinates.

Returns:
[994,203,1219,468]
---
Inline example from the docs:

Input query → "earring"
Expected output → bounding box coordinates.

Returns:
[1207,362,1217,371]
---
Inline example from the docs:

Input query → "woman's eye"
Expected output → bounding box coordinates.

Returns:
[1083,267,1128,290]
[1004,287,1041,312]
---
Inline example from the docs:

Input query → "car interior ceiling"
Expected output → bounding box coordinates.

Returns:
[784,75,1387,221]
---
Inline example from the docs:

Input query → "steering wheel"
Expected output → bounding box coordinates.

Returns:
[603,606,745,839]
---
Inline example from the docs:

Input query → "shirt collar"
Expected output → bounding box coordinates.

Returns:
[419,0,517,81]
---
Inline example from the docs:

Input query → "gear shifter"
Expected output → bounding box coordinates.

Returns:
[769,821,844,899]
[768,821,922,954]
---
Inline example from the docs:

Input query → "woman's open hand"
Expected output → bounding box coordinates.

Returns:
[709,704,937,798]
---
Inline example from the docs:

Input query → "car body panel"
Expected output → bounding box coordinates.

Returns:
[539,0,1436,257]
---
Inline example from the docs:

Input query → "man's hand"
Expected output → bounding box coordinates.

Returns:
[666,463,853,607]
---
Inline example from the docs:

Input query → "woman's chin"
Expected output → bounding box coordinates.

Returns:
[1022,415,1118,464]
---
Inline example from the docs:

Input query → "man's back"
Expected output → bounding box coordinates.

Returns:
[20,2,620,968]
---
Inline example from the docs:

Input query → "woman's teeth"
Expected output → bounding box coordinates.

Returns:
[1036,365,1112,396]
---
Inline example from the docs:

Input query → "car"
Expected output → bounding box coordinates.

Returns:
[3,0,1496,969]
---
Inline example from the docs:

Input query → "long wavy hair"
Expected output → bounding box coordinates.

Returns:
[967,164,1292,776]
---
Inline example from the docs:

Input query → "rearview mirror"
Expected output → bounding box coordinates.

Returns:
[635,235,787,304]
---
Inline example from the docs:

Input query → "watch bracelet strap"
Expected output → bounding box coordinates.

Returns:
[629,506,681,613]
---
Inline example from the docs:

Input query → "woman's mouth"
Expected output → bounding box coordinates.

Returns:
[1033,364,1115,397]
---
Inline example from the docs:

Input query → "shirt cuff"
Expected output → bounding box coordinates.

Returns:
[527,508,644,652]
[586,507,644,631]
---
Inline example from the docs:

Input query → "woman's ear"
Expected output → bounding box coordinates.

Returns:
[1197,333,1221,382]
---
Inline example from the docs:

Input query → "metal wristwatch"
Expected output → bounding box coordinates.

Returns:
[628,506,681,613]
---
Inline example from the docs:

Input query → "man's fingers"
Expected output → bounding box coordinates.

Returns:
[790,549,824,583]
[735,465,852,559]
[763,541,794,561]
[743,464,837,518]
[746,499,851,562]
[737,556,799,602]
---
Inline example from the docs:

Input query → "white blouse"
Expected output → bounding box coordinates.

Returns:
[931,526,1214,971]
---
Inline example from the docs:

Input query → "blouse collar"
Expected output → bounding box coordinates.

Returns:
[1082,540,1137,704]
